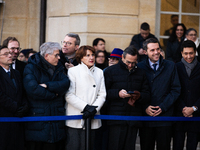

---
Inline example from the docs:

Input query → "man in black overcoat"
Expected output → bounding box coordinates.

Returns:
[0,45,28,150]
[104,46,150,150]
[173,40,200,150]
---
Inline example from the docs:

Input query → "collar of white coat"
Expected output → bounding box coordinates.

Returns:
[80,62,95,73]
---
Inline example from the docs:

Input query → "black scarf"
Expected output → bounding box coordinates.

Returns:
[40,55,56,78]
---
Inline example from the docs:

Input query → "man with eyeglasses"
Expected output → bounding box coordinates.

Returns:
[23,42,70,150]
[60,33,80,70]
[0,45,28,150]
[104,45,150,150]
[137,38,181,150]
[2,37,27,77]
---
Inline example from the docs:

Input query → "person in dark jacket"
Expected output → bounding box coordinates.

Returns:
[0,45,28,150]
[104,45,150,150]
[59,33,80,71]
[166,23,187,63]
[173,40,200,150]
[23,42,70,150]
[2,37,27,77]
[137,38,181,150]
[130,22,159,62]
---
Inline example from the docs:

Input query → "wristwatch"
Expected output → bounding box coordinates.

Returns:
[192,106,198,111]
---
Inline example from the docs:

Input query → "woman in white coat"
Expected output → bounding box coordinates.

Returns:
[65,45,106,150]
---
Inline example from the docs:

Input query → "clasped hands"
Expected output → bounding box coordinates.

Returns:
[182,107,194,117]
[146,105,162,117]
[119,89,141,106]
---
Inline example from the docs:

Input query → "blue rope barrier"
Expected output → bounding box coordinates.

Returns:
[0,115,200,122]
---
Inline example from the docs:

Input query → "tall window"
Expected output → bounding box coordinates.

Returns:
[156,0,200,51]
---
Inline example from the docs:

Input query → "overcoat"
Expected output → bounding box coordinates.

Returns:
[0,66,26,150]
[65,62,106,129]
[23,53,70,143]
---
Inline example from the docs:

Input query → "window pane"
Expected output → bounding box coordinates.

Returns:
[182,0,200,13]
[159,38,168,52]
[182,15,199,34]
[160,14,178,36]
[161,0,179,12]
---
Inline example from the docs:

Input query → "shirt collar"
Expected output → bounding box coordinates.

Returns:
[148,59,160,69]
[2,67,10,73]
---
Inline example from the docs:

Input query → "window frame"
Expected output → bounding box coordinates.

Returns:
[156,0,200,41]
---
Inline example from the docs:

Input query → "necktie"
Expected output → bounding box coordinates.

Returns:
[153,63,157,72]
[7,71,11,78]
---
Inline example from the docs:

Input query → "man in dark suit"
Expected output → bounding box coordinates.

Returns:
[137,38,181,150]
[0,45,28,150]
[173,40,200,150]
[2,37,26,77]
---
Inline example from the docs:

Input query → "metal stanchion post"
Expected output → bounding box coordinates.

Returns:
[85,117,92,150]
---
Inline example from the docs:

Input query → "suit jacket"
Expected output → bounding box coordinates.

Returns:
[15,59,26,77]
[137,56,181,127]
[0,66,26,150]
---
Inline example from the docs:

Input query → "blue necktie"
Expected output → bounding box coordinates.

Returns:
[7,71,11,78]
[153,64,157,72]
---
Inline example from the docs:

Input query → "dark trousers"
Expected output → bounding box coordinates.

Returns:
[173,131,199,150]
[140,126,172,150]
[93,123,109,150]
[108,125,138,150]
[65,127,95,150]
[26,140,65,150]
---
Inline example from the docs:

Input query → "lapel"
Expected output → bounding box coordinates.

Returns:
[179,62,189,79]
[0,66,17,90]
[188,63,200,79]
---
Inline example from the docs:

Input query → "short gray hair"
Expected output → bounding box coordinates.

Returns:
[66,33,80,46]
[40,42,61,56]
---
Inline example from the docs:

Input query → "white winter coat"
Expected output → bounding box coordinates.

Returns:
[65,62,106,129]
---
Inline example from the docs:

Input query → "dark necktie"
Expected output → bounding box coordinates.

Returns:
[7,71,11,78]
[153,63,157,72]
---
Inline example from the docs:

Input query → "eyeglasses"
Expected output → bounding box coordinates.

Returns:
[125,60,135,65]
[0,52,12,57]
[9,47,21,51]
[97,56,105,58]
[52,53,60,58]
[109,57,119,61]
[61,41,73,46]
[188,34,197,37]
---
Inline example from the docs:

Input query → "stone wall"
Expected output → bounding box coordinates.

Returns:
[0,0,156,52]
[47,0,156,52]
[0,0,40,50]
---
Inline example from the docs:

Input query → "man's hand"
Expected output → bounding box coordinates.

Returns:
[138,48,147,55]
[119,89,131,99]
[65,62,74,69]
[40,83,47,88]
[131,91,141,100]
[153,107,162,116]
[146,105,162,116]
[182,107,194,117]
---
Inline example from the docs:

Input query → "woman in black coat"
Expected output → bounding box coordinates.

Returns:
[166,23,187,63]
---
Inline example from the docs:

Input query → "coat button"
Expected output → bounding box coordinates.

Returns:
[93,85,96,87]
